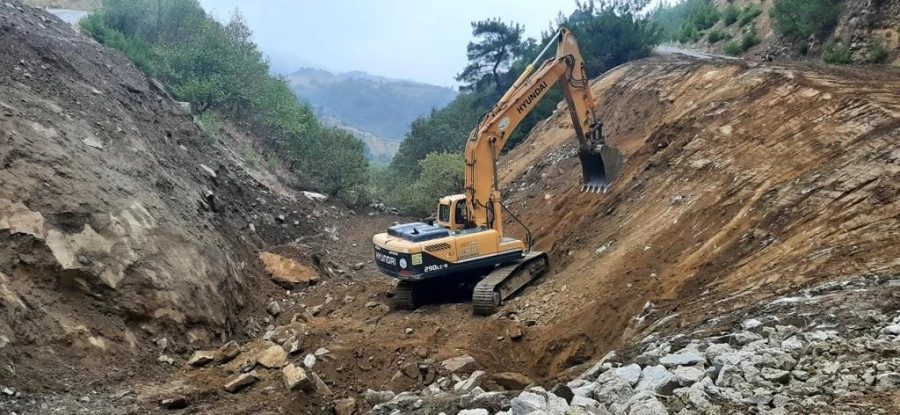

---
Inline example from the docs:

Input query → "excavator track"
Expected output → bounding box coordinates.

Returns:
[472,252,549,315]
[392,281,420,310]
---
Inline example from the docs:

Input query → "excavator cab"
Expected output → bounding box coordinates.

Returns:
[434,195,468,231]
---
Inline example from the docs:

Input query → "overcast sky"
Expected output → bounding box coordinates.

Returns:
[198,0,580,86]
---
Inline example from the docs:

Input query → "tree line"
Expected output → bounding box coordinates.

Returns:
[80,0,370,200]
[377,0,664,216]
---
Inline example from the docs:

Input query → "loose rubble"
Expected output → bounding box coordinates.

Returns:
[351,276,900,415]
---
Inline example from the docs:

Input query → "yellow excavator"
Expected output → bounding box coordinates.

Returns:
[372,28,624,314]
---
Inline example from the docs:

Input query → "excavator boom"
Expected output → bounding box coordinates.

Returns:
[464,28,624,233]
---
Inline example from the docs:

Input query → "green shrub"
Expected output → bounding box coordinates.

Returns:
[724,41,743,56]
[866,39,889,63]
[722,5,740,25]
[241,144,262,168]
[707,30,730,43]
[80,13,156,76]
[740,30,761,50]
[823,41,853,64]
[770,0,841,39]
[738,5,762,26]
[196,111,221,145]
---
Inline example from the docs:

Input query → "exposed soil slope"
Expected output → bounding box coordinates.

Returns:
[0,0,335,395]
[499,55,900,376]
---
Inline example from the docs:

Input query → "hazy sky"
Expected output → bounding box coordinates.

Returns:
[198,0,580,86]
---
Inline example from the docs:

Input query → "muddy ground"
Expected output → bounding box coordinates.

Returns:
[0,1,899,414]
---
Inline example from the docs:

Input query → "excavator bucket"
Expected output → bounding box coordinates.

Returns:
[579,144,624,193]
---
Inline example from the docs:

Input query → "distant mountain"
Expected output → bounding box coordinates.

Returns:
[287,68,457,163]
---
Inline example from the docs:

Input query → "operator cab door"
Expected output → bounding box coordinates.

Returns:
[436,199,468,231]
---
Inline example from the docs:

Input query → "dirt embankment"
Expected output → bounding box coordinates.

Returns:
[0,0,342,394]
[499,56,900,377]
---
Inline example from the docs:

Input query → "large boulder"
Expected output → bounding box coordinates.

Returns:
[635,365,679,395]
[259,252,320,289]
[282,364,312,391]
[257,345,288,368]
[614,364,643,386]
[509,391,546,414]
[594,377,634,406]
[659,351,706,368]
[442,355,478,373]
[491,372,534,390]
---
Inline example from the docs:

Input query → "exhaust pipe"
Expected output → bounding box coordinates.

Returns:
[579,145,624,193]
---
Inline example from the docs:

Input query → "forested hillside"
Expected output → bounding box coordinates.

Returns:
[288,68,456,163]
[650,0,900,64]
[77,0,370,200]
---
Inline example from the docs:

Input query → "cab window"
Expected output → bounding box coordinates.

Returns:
[455,202,467,224]
[438,203,450,223]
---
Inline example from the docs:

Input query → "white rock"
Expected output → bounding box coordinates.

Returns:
[594,377,634,406]
[509,391,546,414]
[303,353,317,369]
[570,395,601,409]
[635,365,679,395]
[545,393,570,415]
[457,410,489,415]
[303,191,328,202]
[672,366,705,386]
[732,331,763,345]
[704,343,733,360]
[882,325,900,336]
[441,355,477,373]
[660,351,706,368]
[315,347,330,356]
[625,391,668,415]
[364,389,395,405]
[781,337,805,351]
[877,372,900,389]
[614,364,643,386]
[742,319,763,329]
[454,371,485,393]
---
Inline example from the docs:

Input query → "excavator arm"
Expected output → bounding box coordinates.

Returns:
[463,28,623,236]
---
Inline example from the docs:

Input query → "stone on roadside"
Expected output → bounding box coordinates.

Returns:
[614,363,643,386]
[491,372,533,390]
[594,377,634,406]
[224,372,258,393]
[882,325,900,336]
[455,371,486,393]
[458,410,489,415]
[876,372,900,389]
[267,300,281,317]
[550,384,574,404]
[635,365,679,395]
[672,366,705,386]
[364,389,395,405]
[257,345,288,369]
[441,355,477,373]
[660,351,706,368]
[742,319,763,330]
[310,371,333,397]
[160,395,189,410]
[259,252,320,289]
[187,350,215,367]
[509,391,547,414]
[304,353,317,369]
[334,397,356,415]
[282,363,312,391]
[215,340,241,363]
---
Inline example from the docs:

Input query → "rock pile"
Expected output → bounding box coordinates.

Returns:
[358,276,900,415]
